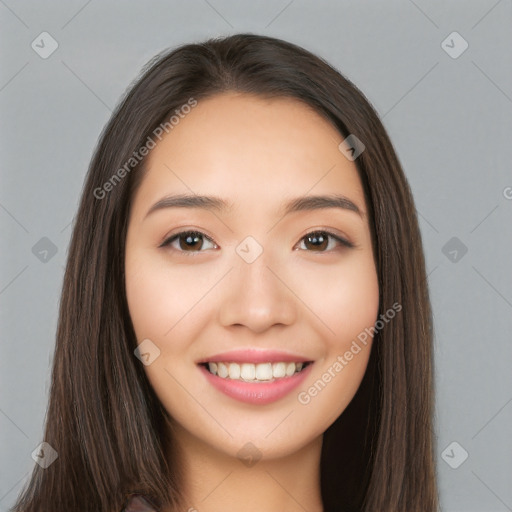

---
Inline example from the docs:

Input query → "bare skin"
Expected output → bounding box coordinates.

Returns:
[124,92,379,512]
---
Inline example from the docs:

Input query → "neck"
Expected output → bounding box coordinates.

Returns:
[167,421,324,512]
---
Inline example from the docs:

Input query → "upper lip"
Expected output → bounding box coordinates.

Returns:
[197,349,313,364]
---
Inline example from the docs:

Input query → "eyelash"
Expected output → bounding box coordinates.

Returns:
[159,229,354,255]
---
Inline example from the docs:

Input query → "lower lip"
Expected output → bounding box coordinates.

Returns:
[198,363,313,405]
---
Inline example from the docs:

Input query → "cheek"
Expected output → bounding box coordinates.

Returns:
[294,252,379,344]
[125,256,175,342]
[125,250,209,344]
[291,254,378,425]
[124,252,208,413]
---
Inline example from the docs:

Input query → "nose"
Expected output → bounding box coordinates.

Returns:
[217,254,298,334]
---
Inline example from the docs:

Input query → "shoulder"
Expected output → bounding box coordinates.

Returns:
[121,494,160,512]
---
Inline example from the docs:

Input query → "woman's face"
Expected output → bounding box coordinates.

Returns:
[125,92,379,461]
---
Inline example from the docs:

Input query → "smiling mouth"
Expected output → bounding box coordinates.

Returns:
[199,361,312,382]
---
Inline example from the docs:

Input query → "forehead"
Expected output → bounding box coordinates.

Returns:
[132,92,367,218]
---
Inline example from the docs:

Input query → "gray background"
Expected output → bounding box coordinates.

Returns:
[1,1,511,510]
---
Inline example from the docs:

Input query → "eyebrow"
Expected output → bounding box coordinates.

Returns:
[144,193,363,219]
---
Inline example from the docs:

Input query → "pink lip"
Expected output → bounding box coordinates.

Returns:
[198,362,313,405]
[197,348,312,364]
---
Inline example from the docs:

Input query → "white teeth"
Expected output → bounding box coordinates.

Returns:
[255,363,273,381]
[228,362,241,379]
[272,362,286,378]
[217,362,228,378]
[240,363,255,380]
[205,361,308,381]
[285,362,296,376]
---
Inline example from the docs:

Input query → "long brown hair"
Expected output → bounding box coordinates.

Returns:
[11,33,438,512]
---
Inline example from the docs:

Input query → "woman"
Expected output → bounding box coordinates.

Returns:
[12,34,438,512]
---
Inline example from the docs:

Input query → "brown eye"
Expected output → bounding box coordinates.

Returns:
[161,231,217,253]
[297,231,353,252]
[304,232,328,251]
[178,232,203,251]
